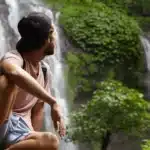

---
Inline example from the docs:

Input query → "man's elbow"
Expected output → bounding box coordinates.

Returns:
[0,61,20,79]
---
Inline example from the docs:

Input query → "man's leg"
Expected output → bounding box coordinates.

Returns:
[6,132,59,150]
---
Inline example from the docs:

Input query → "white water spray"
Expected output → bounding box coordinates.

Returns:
[141,37,150,71]
[5,0,20,38]
[141,36,150,99]
[0,20,7,58]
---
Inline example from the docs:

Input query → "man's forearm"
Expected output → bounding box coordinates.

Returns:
[0,61,56,106]
[31,102,44,131]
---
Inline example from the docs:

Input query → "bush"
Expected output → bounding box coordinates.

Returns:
[69,80,150,148]
[60,4,141,55]
[60,3,142,94]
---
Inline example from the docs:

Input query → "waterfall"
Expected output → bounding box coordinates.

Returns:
[141,36,150,99]
[0,0,79,149]
[141,37,150,71]
[0,20,7,58]
[5,0,20,38]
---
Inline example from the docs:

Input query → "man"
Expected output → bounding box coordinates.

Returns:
[0,12,65,150]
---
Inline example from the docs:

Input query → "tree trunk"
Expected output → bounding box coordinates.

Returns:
[101,131,111,150]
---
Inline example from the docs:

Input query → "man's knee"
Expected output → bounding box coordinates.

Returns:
[40,132,59,149]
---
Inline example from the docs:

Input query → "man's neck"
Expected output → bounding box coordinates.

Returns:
[21,51,44,67]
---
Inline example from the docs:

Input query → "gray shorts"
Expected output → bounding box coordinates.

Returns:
[0,113,31,147]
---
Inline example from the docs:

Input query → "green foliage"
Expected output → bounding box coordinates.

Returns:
[96,0,131,12]
[66,52,100,94]
[97,0,150,15]
[44,0,93,10]
[60,4,140,55]
[142,140,150,150]
[61,3,142,94]
[136,16,150,31]
[45,0,150,15]
[68,80,150,145]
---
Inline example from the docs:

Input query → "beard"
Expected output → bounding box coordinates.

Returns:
[44,42,55,56]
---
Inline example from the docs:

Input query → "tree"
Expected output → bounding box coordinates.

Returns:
[68,80,150,150]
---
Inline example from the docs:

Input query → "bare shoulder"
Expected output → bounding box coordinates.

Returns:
[0,56,15,90]
[1,50,23,67]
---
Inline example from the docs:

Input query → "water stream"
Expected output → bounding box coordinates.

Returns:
[141,36,150,99]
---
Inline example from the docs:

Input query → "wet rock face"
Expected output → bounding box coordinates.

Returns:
[0,0,18,51]
[0,0,8,18]
[0,0,5,4]
[107,133,141,150]
[0,4,8,15]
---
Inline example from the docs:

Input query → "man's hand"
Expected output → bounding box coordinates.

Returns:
[51,103,66,137]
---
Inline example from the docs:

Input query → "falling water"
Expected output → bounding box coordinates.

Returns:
[0,20,7,57]
[5,0,20,38]
[1,0,78,149]
[141,36,150,99]
[141,37,150,71]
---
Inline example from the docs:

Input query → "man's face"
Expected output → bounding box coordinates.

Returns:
[44,25,55,56]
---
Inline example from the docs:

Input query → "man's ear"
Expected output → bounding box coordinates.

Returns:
[48,38,50,43]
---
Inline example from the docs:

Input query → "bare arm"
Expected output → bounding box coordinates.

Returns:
[0,60,56,106]
[0,60,65,136]
[31,101,44,131]
[0,75,17,124]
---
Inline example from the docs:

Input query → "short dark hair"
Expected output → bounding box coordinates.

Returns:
[16,12,52,53]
